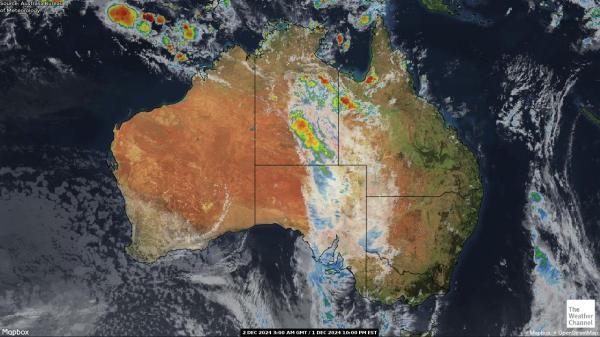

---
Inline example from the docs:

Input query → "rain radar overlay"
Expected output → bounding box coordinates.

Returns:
[0,0,599,336]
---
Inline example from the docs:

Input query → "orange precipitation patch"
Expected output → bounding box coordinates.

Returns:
[318,75,329,85]
[156,15,166,25]
[291,118,319,148]
[175,52,188,62]
[107,3,138,28]
[340,95,356,109]
[182,23,196,40]
[317,74,336,93]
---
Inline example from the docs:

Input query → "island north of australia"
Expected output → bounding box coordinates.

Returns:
[111,22,482,304]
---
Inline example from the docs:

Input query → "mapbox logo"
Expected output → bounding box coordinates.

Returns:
[1,329,29,336]
[567,300,596,328]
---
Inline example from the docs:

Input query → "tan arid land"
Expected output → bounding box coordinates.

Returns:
[111,22,482,304]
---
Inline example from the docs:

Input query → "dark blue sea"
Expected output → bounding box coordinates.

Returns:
[0,0,598,335]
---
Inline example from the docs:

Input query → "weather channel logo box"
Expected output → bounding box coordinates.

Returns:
[566,300,595,328]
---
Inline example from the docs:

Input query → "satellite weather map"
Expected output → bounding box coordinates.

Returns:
[0,0,600,336]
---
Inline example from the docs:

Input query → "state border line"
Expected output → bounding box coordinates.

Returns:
[337,70,340,166]
[251,65,460,297]
[253,55,257,226]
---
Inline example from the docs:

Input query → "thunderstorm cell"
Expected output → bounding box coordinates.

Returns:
[142,12,155,23]
[107,4,139,28]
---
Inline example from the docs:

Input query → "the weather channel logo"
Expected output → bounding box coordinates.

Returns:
[567,300,595,328]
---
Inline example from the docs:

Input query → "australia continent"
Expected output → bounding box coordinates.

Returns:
[111,22,482,304]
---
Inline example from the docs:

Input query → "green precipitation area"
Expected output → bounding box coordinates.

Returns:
[534,246,550,268]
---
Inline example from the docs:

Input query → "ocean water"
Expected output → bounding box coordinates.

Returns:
[384,0,599,334]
